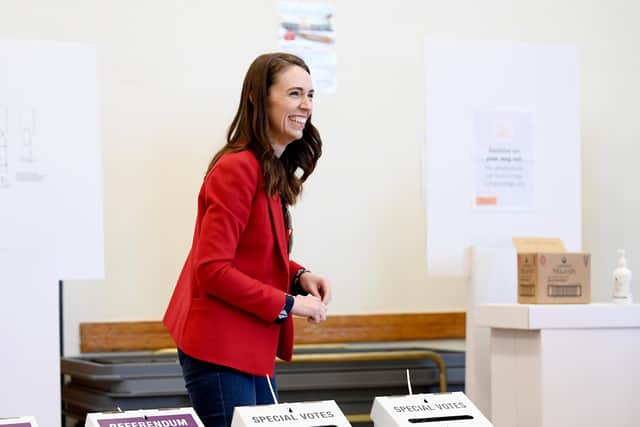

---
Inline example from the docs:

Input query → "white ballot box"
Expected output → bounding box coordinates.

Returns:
[231,400,351,427]
[370,392,493,426]
[0,417,38,427]
[85,408,204,427]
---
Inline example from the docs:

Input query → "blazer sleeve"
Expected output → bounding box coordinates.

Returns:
[193,153,285,323]
[289,260,304,279]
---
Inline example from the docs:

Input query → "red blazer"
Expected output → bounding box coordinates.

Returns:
[163,150,303,377]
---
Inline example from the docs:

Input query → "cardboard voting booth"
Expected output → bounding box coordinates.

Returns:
[231,400,351,427]
[370,392,493,426]
[85,408,204,427]
[0,417,38,427]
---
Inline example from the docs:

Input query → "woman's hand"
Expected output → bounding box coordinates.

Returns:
[291,294,327,323]
[299,272,332,305]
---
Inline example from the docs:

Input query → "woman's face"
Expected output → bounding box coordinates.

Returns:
[266,65,314,153]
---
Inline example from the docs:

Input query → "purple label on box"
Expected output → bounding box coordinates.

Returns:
[2,423,32,427]
[97,414,198,427]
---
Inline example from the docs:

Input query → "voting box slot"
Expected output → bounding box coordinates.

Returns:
[370,392,492,426]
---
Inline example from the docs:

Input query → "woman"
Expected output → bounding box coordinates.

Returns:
[163,52,331,427]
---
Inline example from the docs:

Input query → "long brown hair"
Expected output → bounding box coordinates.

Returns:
[206,53,322,205]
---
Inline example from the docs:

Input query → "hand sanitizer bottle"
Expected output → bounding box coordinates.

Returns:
[612,249,632,304]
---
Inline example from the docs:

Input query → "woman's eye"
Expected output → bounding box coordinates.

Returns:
[289,91,301,97]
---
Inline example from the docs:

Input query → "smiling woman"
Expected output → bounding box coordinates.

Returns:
[162,52,331,427]
[267,65,314,156]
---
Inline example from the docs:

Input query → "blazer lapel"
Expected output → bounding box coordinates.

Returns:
[267,194,289,267]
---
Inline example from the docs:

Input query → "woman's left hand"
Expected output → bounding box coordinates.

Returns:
[299,272,332,305]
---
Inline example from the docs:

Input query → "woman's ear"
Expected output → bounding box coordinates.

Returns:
[248,93,254,105]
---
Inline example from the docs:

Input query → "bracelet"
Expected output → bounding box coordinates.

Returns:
[293,268,311,287]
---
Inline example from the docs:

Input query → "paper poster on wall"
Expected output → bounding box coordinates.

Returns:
[0,39,104,280]
[278,1,336,93]
[474,111,533,210]
[424,41,581,277]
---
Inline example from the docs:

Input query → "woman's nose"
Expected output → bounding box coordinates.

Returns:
[300,96,312,110]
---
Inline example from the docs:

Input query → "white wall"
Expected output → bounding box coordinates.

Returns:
[0,0,638,356]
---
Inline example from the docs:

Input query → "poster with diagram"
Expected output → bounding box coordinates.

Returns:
[0,105,47,188]
[278,1,337,93]
[0,39,103,279]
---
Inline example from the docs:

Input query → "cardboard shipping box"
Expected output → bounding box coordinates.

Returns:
[513,237,591,304]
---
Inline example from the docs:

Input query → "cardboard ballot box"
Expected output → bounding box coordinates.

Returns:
[231,400,351,427]
[513,237,591,304]
[0,417,38,427]
[85,408,204,427]
[370,392,492,426]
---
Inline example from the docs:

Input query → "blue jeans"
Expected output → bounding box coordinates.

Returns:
[177,348,278,427]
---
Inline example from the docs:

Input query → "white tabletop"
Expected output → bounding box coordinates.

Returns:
[476,303,640,329]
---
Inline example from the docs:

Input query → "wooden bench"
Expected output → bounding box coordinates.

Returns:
[80,312,466,352]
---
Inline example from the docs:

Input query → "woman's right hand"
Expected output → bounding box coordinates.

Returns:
[291,294,327,323]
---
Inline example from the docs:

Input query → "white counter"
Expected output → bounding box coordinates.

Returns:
[476,303,640,427]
